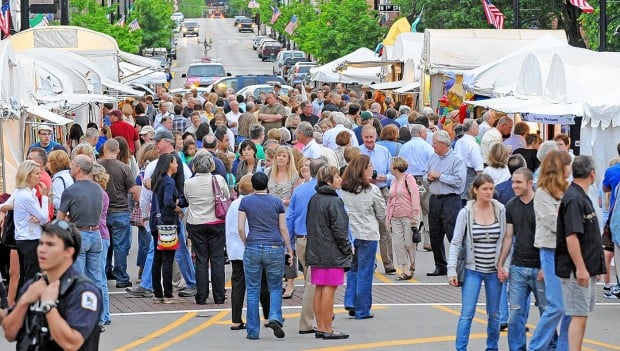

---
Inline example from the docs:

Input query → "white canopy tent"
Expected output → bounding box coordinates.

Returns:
[0,40,23,192]
[120,62,167,86]
[390,32,424,62]
[309,48,387,85]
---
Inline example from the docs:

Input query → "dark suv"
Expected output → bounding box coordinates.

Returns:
[182,21,199,37]
[207,75,286,94]
[238,18,254,33]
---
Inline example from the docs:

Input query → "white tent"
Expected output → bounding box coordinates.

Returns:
[390,32,424,62]
[309,48,385,85]
[0,40,23,192]
[120,62,167,86]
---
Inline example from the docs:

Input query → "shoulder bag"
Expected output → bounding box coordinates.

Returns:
[154,197,179,251]
[404,175,421,244]
[212,175,231,220]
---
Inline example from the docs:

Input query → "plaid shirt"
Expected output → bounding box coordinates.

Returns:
[172,114,189,133]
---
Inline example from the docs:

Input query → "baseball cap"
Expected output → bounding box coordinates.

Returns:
[140,125,155,135]
[399,105,411,113]
[37,125,53,133]
[361,111,374,121]
[109,109,123,118]
[153,129,174,142]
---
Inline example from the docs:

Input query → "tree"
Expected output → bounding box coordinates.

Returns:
[133,0,175,49]
[580,1,620,51]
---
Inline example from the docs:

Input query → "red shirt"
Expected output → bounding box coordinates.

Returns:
[36,171,53,220]
[110,120,139,154]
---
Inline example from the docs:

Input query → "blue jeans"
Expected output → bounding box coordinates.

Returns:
[100,239,111,324]
[174,219,196,289]
[243,245,285,338]
[528,248,570,351]
[344,239,377,319]
[508,266,547,351]
[500,281,508,324]
[107,212,132,283]
[456,269,501,351]
[74,230,103,287]
[140,238,155,290]
[137,225,151,268]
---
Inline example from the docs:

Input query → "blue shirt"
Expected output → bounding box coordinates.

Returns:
[398,137,434,176]
[28,141,67,154]
[286,178,317,250]
[359,143,393,188]
[395,115,409,127]
[494,179,515,205]
[603,164,620,208]
[239,193,285,246]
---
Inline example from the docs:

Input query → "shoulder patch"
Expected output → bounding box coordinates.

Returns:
[81,291,98,312]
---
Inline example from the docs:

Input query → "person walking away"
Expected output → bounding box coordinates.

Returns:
[447,174,506,351]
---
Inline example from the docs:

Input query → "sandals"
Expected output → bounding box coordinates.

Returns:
[282,288,295,299]
[396,273,413,281]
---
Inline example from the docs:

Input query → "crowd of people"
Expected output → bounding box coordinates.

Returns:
[0,81,615,349]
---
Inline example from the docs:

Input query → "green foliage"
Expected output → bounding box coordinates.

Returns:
[70,0,143,53]
[178,0,206,18]
[133,0,175,49]
[580,1,620,51]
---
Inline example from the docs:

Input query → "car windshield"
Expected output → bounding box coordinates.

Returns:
[187,65,225,77]
[265,43,280,47]
[298,66,313,73]
[184,22,198,28]
[153,56,167,67]
[240,19,252,24]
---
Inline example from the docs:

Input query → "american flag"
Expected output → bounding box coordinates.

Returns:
[0,2,10,36]
[129,18,141,31]
[270,6,280,25]
[41,13,50,26]
[284,15,298,35]
[569,0,594,13]
[248,0,259,9]
[116,15,125,26]
[482,0,504,30]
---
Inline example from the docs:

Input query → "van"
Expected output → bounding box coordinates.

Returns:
[273,50,305,76]
[206,75,286,94]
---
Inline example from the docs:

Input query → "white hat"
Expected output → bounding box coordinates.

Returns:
[37,125,53,132]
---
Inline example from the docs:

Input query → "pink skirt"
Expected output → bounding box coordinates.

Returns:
[310,267,345,286]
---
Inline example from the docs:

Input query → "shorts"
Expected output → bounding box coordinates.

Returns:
[560,273,597,316]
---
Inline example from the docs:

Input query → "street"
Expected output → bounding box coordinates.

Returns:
[1,17,620,351]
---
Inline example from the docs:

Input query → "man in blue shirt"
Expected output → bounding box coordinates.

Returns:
[603,143,620,208]
[28,125,67,154]
[286,158,326,334]
[359,125,395,274]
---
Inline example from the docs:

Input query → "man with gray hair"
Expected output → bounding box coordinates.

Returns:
[478,110,495,140]
[482,116,513,165]
[322,112,358,149]
[72,127,100,159]
[555,155,605,351]
[424,130,466,276]
[454,118,484,204]
[286,158,327,334]
[296,122,322,159]
[399,124,435,251]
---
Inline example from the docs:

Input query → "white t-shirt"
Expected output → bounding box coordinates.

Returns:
[225,111,242,135]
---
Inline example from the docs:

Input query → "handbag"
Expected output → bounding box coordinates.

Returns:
[212,175,231,220]
[154,197,179,251]
[404,175,421,243]
[130,203,143,227]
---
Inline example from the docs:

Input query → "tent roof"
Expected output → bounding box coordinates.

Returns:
[390,32,424,62]
[119,51,162,70]
[309,48,384,84]
[422,29,567,73]
[8,25,119,52]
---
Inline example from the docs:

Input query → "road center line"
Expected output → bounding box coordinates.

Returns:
[147,310,229,351]
[114,312,198,351]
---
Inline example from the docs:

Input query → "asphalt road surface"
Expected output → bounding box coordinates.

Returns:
[1,17,620,351]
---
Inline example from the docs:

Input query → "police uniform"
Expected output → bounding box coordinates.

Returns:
[13,266,102,351]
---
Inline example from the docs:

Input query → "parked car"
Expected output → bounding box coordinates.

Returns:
[234,16,248,26]
[182,21,200,37]
[255,37,276,53]
[169,38,178,60]
[171,12,184,22]
[260,42,282,61]
[206,75,287,94]
[273,50,305,76]
[238,18,255,33]
[288,63,316,85]
[253,36,269,50]
[236,84,295,99]
[182,62,228,88]
[281,56,310,78]
[169,87,210,96]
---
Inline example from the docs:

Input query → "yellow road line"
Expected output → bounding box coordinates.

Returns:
[434,304,489,325]
[374,254,393,283]
[304,333,488,351]
[147,310,229,351]
[213,307,389,325]
[114,312,198,351]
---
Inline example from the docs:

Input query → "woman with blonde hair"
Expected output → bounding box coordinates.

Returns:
[48,150,74,214]
[122,103,136,126]
[529,150,572,351]
[483,143,510,184]
[267,146,299,298]
[92,163,112,326]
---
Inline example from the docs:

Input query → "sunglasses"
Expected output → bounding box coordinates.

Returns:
[49,219,76,246]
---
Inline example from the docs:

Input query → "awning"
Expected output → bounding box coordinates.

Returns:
[26,106,73,125]
[464,96,583,117]
[394,82,421,94]
[344,60,401,68]
[119,62,167,85]
[369,81,407,91]
[36,93,117,105]
[102,79,145,97]
[118,51,162,70]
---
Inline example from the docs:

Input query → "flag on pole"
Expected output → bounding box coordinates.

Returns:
[569,0,594,13]
[129,18,141,31]
[270,6,281,25]
[482,0,504,29]
[0,2,11,36]
[284,15,298,35]
[411,5,424,32]
[248,0,259,9]
[116,15,125,26]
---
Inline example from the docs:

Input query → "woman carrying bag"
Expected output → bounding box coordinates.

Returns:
[447,174,506,351]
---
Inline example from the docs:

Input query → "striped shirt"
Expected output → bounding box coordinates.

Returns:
[471,220,501,272]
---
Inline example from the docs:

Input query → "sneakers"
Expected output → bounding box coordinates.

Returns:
[178,288,197,297]
[126,286,154,298]
[603,285,620,299]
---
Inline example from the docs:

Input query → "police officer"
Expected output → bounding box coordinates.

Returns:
[2,220,102,351]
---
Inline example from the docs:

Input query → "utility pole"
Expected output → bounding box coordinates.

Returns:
[513,0,520,29]
[600,0,607,51]
[20,0,29,30]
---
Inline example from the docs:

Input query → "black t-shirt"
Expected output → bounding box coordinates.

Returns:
[555,182,606,278]
[505,196,539,268]
[513,148,539,173]
[300,113,319,126]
